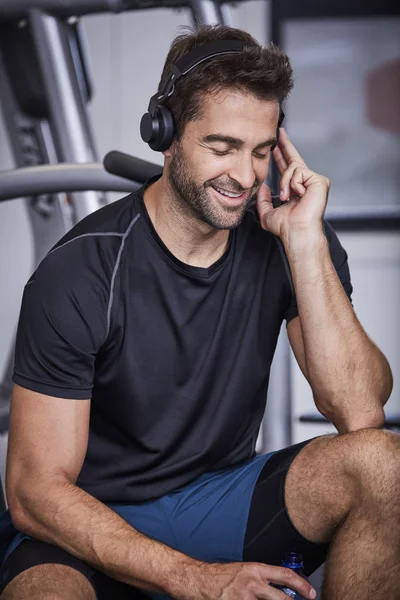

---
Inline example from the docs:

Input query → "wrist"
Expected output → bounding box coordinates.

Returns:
[164,556,206,600]
[282,224,327,255]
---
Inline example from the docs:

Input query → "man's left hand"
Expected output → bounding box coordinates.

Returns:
[256,128,330,241]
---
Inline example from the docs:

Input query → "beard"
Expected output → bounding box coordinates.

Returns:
[168,144,259,230]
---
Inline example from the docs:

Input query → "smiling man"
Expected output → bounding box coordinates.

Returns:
[145,89,277,261]
[1,24,398,600]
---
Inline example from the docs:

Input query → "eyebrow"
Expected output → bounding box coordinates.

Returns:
[202,134,277,150]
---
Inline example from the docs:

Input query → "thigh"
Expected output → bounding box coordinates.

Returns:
[0,539,149,600]
[243,438,330,577]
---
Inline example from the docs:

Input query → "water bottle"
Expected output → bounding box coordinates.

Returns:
[277,552,310,599]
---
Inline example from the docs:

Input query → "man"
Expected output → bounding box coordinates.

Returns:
[0,24,397,600]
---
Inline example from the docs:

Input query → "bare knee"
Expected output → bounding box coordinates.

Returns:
[0,563,96,600]
[339,428,400,505]
[284,434,354,543]
[285,429,400,543]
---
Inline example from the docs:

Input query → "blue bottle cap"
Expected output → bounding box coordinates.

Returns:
[282,552,304,569]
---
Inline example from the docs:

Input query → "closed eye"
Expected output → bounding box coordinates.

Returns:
[212,149,269,158]
[212,149,231,156]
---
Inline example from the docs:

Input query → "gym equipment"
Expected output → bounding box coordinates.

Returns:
[0,159,161,203]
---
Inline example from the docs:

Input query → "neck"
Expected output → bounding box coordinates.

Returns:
[143,176,231,269]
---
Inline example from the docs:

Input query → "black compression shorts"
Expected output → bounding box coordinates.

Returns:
[0,438,329,599]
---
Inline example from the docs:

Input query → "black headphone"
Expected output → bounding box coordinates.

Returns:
[140,40,285,153]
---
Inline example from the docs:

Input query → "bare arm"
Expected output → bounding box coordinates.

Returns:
[6,385,198,596]
[257,128,393,435]
[285,234,393,434]
[7,385,315,600]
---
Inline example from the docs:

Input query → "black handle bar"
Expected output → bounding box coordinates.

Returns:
[103,150,162,182]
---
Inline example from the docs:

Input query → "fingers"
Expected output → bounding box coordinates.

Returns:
[256,183,275,227]
[257,564,316,600]
[272,144,287,176]
[272,129,308,200]
[255,583,296,599]
[278,128,307,168]
[257,182,272,203]
[279,165,307,202]
[290,166,307,198]
[256,183,274,214]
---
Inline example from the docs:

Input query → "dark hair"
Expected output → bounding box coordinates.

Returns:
[158,25,293,139]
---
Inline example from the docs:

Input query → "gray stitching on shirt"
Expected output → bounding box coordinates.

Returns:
[45,232,124,259]
[106,213,141,340]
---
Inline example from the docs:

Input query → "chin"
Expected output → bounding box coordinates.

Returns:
[202,208,247,231]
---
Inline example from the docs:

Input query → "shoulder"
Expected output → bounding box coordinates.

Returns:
[32,191,140,284]
[25,191,142,330]
[52,190,140,246]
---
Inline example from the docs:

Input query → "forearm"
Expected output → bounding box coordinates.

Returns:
[11,477,200,598]
[284,227,392,431]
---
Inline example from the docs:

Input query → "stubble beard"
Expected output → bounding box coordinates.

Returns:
[167,145,258,231]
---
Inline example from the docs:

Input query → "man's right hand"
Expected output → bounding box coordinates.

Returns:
[174,561,317,600]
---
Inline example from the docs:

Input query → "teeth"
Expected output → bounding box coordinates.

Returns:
[214,186,243,198]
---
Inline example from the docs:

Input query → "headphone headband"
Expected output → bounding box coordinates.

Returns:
[148,40,246,117]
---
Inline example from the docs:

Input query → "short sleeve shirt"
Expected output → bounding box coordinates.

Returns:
[13,179,353,502]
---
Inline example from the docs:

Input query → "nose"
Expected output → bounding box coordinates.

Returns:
[227,153,257,191]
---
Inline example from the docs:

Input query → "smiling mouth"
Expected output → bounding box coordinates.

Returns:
[210,185,250,207]
[211,185,245,199]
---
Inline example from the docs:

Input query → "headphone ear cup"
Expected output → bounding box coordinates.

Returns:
[140,111,157,146]
[152,105,175,152]
[140,106,175,152]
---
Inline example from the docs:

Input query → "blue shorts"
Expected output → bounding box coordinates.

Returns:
[0,440,329,599]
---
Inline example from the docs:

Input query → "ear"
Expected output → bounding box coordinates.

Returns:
[162,139,177,158]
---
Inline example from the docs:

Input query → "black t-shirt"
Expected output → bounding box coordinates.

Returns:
[13,178,353,503]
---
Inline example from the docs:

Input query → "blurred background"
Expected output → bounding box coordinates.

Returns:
[0,0,399,594]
